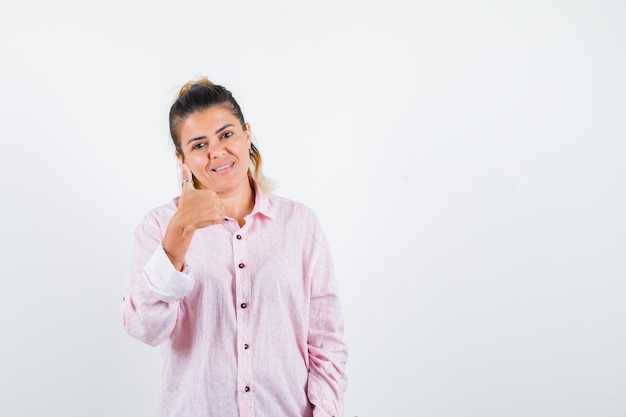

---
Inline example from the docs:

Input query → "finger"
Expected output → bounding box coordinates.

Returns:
[179,164,195,191]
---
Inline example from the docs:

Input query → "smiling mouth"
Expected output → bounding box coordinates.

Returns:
[212,162,234,172]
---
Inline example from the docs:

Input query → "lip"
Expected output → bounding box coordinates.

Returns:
[211,161,235,173]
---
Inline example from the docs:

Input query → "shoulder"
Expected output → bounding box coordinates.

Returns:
[266,193,318,220]
[138,196,180,231]
[262,193,326,236]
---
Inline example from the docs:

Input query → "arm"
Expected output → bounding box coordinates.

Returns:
[122,218,194,346]
[306,224,348,417]
[122,164,225,346]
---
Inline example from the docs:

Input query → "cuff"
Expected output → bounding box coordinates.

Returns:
[313,405,339,417]
[312,397,343,417]
[143,245,194,303]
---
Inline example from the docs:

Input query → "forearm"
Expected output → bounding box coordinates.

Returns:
[307,292,348,417]
[162,213,196,271]
[122,277,180,347]
[306,222,348,417]
[122,220,195,346]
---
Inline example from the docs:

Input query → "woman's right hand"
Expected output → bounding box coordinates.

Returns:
[160,164,225,270]
[175,164,226,231]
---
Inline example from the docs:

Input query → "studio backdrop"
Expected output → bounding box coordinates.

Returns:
[1,1,625,416]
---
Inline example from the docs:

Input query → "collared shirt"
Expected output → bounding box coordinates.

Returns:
[122,189,347,417]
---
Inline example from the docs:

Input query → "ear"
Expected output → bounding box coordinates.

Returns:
[175,150,183,162]
[244,123,252,145]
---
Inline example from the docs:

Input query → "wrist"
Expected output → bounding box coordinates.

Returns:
[168,212,196,239]
[162,242,185,271]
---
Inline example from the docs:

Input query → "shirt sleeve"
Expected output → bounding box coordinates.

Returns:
[122,216,195,347]
[144,245,194,303]
[306,220,348,417]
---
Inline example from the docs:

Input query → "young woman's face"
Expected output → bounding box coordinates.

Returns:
[177,106,252,196]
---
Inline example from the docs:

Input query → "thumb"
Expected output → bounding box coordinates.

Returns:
[180,163,195,192]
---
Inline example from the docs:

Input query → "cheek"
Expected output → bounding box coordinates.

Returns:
[239,148,251,166]
[186,155,208,172]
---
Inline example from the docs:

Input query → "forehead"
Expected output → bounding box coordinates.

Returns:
[179,106,240,136]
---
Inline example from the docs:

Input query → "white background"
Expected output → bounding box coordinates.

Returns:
[1,1,625,416]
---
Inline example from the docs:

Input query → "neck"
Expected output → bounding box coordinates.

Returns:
[220,182,255,227]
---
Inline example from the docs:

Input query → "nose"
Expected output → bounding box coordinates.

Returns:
[208,138,226,158]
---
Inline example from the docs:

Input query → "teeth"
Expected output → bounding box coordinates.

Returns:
[214,163,232,172]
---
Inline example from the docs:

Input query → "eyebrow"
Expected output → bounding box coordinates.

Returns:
[186,123,235,145]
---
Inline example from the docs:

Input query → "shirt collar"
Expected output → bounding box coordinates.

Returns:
[250,183,275,220]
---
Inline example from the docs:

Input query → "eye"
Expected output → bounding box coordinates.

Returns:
[221,131,234,140]
[191,142,207,150]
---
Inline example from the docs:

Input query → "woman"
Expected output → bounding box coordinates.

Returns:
[122,77,348,417]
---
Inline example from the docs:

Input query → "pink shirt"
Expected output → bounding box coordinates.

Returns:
[122,189,347,417]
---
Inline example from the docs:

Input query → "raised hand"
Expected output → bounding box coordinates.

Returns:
[176,164,226,231]
[161,164,226,270]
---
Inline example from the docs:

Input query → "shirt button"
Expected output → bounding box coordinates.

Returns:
[244,386,250,392]
[241,303,247,309]
[236,234,242,240]
[238,263,245,268]
[244,343,249,349]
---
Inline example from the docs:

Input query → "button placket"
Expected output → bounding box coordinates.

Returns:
[233,228,254,413]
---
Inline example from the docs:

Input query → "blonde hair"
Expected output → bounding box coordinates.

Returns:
[169,76,272,193]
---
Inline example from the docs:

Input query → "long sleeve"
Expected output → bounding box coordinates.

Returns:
[122,216,194,347]
[306,223,348,417]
